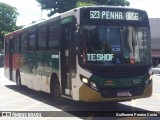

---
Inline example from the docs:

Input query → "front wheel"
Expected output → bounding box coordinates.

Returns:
[50,78,64,104]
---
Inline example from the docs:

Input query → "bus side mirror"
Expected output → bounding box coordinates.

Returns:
[74,31,84,54]
[73,31,79,52]
[74,31,79,43]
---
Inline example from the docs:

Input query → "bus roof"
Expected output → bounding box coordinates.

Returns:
[77,5,146,12]
[5,13,60,39]
[5,5,146,39]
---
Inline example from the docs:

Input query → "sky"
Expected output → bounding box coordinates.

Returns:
[0,0,160,26]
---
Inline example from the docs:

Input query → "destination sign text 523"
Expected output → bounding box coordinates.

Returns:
[90,10,139,21]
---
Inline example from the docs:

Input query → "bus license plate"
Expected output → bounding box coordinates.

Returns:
[117,91,130,97]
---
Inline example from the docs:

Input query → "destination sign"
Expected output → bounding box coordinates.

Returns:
[87,54,114,61]
[89,10,139,21]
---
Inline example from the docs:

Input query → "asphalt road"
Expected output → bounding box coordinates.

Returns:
[0,68,160,120]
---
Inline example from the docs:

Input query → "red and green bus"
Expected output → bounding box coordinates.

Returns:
[4,6,153,103]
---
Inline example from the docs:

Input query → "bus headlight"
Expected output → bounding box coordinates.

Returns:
[80,75,89,84]
[82,77,89,84]
[145,79,149,86]
[149,75,153,80]
[91,82,98,90]
[91,82,97,88]
[145,75,152,87]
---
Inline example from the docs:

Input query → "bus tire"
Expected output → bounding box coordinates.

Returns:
[16,71,22,89]
[50,76,64,104]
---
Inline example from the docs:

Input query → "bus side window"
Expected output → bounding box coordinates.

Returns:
[21,32,28,53]
[28,30,36,51]
[14,35,21,53]
[48,22,60,50]
[38,27,47,51]
[5,39,9,54]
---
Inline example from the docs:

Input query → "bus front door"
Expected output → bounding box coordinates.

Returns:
[61,23,72,97]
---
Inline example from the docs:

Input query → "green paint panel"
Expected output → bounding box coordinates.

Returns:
[61,17,72,25]
[20,52,59,77]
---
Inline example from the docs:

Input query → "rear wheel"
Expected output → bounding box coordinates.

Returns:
[16,72,22,89]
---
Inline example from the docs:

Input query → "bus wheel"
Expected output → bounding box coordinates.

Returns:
[51,78,64,104]
[16,72,22,89]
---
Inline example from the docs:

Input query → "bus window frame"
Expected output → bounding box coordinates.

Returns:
[5,38,9,54]
[28,30,37,52]
[14,34,21,53]
[48,21,60,51]
[38,26,48,51]
[21,32,28,53]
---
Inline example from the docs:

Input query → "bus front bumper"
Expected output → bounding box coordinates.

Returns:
[79,80,152,102]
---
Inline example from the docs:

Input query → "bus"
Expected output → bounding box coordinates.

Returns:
[4,6,152,103]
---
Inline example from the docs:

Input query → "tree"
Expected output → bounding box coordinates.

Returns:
[36,0,130,17]
[0,2,19,51]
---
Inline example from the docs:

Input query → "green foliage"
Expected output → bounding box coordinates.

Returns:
[76,1,95,7]
[0,2,19,51]
[36,0,130,16]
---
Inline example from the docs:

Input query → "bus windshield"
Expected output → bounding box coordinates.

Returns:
[79,25,150,65]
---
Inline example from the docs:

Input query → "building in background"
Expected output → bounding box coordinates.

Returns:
[149,18,160,66]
